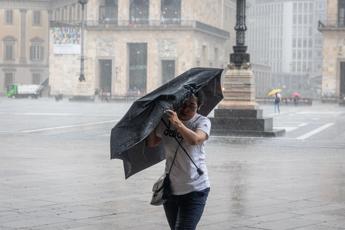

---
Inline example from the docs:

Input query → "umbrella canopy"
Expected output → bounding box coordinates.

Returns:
[267,88,282,96]
[291,92,301,97]
[110,67,224,179]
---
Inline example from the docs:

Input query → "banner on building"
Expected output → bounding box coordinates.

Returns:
[52,27,81,54]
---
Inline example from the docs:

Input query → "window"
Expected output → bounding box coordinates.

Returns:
[5,10,13,24]
[297,62,301,72]
[3,36,16,61]
[291,62,296,72]
[77,5,81,20]
[339,0,345,26]
[68,7,72,22]
[303,62,307,71]
[30,38,44,62]
[54,9,60,21]
[72,4,76,21]
[129,0,149,24]
[99,0,118,23]
[33,11,41,26]
[304,2,308,11]
[32,73,41,84]
[4,73,14,91]
[128,43,147,94]
[61,8,65,20]
[303,39,307,47]
[161,0,181,24]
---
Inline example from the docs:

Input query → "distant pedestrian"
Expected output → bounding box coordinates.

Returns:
[274,92,281,113]
[293,96,299,106]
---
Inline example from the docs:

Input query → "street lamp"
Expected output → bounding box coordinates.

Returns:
[230,0,250,68]
[78,0,88,81]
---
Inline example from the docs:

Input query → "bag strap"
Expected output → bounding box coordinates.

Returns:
[161,117,204,176]
[167,144,180,175]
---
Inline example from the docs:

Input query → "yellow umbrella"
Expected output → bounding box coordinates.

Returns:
[267,88,282,96]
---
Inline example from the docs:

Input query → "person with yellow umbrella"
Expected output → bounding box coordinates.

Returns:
[267,88,282,113]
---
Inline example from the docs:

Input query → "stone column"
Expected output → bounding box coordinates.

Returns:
[118,0,129,23]
[211,0,285,137]
[150,0,161,22]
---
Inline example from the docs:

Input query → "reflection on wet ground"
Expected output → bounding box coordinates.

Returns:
[0,99,345,229]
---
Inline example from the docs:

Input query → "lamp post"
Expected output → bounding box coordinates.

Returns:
[78,0,88,82]
[210,0,285,137]
[230,0,250,68]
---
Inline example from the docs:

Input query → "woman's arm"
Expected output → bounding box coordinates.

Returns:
[166,110,208,145]
[146,128,162,147]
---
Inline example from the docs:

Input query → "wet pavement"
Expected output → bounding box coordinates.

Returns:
[0,98,345,229]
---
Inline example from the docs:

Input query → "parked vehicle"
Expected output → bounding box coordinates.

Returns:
[6,84,43,98]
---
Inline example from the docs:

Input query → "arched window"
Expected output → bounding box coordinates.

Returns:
[129,0,149,24]
[161,0,181,24]
[3,36,16,61]
[30,37,44,62]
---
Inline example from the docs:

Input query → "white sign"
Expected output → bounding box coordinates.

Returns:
[52,27,81,54]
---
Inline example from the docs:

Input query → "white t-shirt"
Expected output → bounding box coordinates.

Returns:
[156,113,211,195]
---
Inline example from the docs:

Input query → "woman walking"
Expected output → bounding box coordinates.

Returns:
[147,92,211,230]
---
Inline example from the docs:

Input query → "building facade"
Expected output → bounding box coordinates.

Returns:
[247,0,326,97]
[319,0,345,100]
[49,0,236,97]
[251,63,272,97]
[0,0,50,95]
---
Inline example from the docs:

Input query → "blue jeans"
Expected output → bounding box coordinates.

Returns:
[163,188,210,230]
[274,102,280,113]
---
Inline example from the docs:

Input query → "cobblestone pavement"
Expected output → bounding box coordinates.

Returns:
[1,98,345,229]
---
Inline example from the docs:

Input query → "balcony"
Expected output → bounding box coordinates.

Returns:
[318,19,345,32]
[160,17,181,25]
[50,20,230,39]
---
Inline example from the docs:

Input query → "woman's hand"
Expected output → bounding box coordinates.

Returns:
[165,110,183,129]
[165,109,207,145]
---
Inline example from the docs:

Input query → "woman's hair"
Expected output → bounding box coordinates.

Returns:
[181,90,204,111]
[194,91,204,108]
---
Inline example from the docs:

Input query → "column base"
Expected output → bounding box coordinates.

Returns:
[210,108,285,137]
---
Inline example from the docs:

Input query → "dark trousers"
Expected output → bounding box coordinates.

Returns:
[163,188,210,230]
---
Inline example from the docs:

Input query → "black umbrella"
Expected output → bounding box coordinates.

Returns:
[110,67,223,179]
